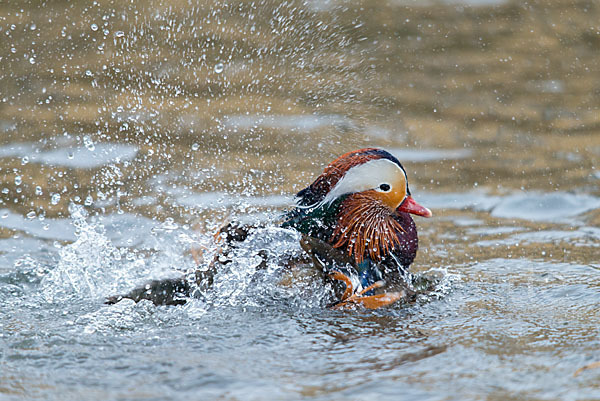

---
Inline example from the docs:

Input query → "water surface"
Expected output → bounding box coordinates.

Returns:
[1,0,599,400]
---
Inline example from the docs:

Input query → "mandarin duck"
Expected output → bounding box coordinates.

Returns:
[106,148,431,309]
[281,148,431,308]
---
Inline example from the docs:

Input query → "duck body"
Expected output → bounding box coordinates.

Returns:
[279,148,430,307]
[283,197,419,265]
[107,148,431,309]
[282,196,418,290]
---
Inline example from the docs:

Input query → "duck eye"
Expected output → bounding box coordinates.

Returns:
[379,183,391,192]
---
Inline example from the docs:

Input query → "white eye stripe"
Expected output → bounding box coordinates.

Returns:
[319,159,405,206]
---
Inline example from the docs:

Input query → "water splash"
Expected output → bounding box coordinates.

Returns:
[38,205,192,302]
[416,267,461,302]
[76,298,160,334]
[40,205,125,303]
[184,227,336,317]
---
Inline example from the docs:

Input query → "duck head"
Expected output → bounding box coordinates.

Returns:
[283,148,431,267]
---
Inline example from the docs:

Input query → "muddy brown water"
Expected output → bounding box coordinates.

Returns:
[0,0,599,400]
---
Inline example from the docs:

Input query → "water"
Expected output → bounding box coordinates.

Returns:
[1,0,600,400]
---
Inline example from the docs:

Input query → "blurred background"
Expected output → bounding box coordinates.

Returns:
[0,0,599,399]
[1,0,598,222]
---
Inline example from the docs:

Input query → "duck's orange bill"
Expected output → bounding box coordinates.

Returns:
[398,195,432,217]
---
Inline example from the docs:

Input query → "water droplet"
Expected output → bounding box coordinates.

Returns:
[1,188,8,194]
[85,70,93,77]
[30,24,36,31]
[84,195,93,206]
[26,211,36,219]
[90,23,98,31]
[21,156,29,165]
[115,30,125,38]
[51,193,61,205]
[42,224,50,231]
[1,212,8,219]
[191,143,199,151]
[35,186,43,195]
[160,218,179,230]
[14,176,22,185]
[29,57,36,64]
[214,62,224,73]
[83,135,95,151]
[68,151,74,159]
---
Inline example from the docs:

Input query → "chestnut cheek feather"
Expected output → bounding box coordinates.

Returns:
[331,194,407,265]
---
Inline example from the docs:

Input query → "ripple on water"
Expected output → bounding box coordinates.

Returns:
[0,209,157,247]
[0,237,55,279]
[458,258,600,337]
[490,192,600,223]
[223,113,354,132]
[389,147,473,162]
[172,191,292,210]
[0,208,76,241]
[418,190,501,211]
[420,190,600,223]
[409,257,600,399]
[0,142,138,169]
[393,0,507,5]
[466,226,523,236]
[476,226,600,247]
